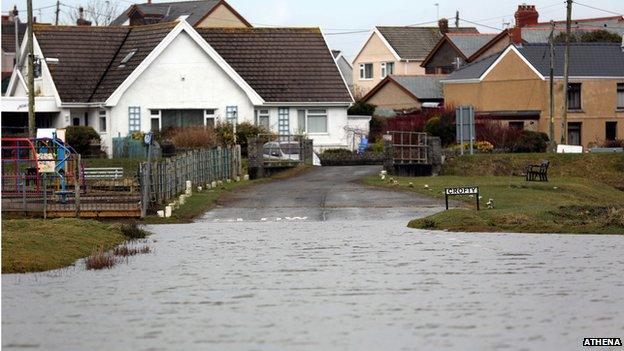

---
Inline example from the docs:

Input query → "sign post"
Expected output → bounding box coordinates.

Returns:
[455,106,475,155]
[444,186,479,210]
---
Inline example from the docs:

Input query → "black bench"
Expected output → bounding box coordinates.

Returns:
[525,160,549,182]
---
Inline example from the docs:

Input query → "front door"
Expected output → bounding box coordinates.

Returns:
[567,122,582,146]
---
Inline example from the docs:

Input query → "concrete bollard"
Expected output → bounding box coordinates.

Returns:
[243,174,249,181]
[185,180,192,196]
[235,176,241,182]
[197,186,203,192]
[226,179,232,184]
[217,180,223,186]
[165,206,172,218]
[179,194,186,205]
[211,181,217,188]
[157,210,165,218]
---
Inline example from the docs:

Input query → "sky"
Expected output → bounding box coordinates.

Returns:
[2,0,623,61]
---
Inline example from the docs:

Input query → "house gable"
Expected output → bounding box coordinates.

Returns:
[196,2,251,28]
[106,21,263,106]
[353,30,399,65]
[114,30,255,113]
[363,78,420,110]
[482,46,544,82]
[422,39,463,72]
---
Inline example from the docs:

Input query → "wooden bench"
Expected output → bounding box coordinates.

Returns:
[83,168,124,180]
[525,160,549,182]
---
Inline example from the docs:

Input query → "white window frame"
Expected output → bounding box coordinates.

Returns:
[617,83,624,110]
[359,63,373,80]
[150,109,161,131]
[381,61,394,78]
[98,109,107,133]
[301,108,328,134]
[226,106,238,125]
[254,108,270,130]
[204,109,217,128]
[128,106,141,132]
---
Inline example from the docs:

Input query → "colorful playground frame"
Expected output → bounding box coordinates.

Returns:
[1,135,83,198]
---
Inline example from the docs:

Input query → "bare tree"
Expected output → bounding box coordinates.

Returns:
[64,0,120,26]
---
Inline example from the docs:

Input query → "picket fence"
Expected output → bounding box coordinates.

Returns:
[140,146,242,209]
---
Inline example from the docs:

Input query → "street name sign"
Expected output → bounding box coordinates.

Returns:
[445,186,480,210]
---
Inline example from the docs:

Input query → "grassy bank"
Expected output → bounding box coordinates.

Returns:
[442,153,624,189]
[365,153,624,234]
[2,218,129,273]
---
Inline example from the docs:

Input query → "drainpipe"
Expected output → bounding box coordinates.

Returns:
[13,6,19,66]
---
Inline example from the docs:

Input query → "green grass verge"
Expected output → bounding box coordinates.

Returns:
[2,218,128,274]
[364,175,624,234]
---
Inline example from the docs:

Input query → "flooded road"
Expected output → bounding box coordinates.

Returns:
[3,167,624,350]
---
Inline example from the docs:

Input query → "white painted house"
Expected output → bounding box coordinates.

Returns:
[3,20,354,155]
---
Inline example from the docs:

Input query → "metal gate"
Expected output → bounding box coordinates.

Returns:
[388,131,428,164]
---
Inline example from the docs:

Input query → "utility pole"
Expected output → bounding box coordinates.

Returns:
[13,6,19,65]
[27,0,36,139]
[55,0,61,25]
[548,21,555,151]
[455,10,459,28]
[560,0,572,145]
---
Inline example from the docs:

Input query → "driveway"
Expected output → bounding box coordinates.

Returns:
[201,165,444,222]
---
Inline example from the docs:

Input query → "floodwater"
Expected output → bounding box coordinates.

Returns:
[3,219,623,351]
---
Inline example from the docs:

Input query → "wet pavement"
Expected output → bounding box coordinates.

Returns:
[2,166,623,350]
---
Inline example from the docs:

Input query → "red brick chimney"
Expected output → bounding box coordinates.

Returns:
[511,4,539,45]
[438,18,449,34]
[76,6,92,26]
[515,4,539,28]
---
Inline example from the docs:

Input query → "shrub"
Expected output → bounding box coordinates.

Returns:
[476,141,494,153]
[513,131,549,153]
[602,139,624,148]
[234,122,270,157]
[85,246,116,270]
[476,118,523,151]
[322,148,354,155]
[113,244,151,257]
[166,127,221,149]
[369,116,387,143]
[119,222,149,240]
[65,126,100,156]
[366,139,385,153]
[348,100,376,116]
[424,115,455,146]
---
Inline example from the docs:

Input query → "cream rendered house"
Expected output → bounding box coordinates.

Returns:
[351,20,477,97]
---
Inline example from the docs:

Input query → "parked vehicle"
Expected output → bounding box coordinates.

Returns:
[262,141,301,161]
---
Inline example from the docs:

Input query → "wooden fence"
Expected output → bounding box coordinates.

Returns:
[140,146,242,210]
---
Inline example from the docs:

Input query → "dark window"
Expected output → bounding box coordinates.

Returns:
[509,121,524,130]
[606,122,617,141]
[567,83,581,110]
[568,122,582,146]
[425,67,436,74]
[617,83,624,109]
[72,117,80,126]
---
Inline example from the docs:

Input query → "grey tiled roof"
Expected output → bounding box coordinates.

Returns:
[522,27,624,43]
[198,28,353,103]
[34,22,176,102]
[519,43,624,77]
[445,43,624,81]
[376,26,478,60]
[111,0,221,26]
[447,33,499,58]
[392,75,444,99]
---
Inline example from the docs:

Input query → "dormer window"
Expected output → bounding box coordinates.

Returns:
[119,49,137,68]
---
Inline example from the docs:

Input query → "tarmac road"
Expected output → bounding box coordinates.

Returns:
[200,165,445,223]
